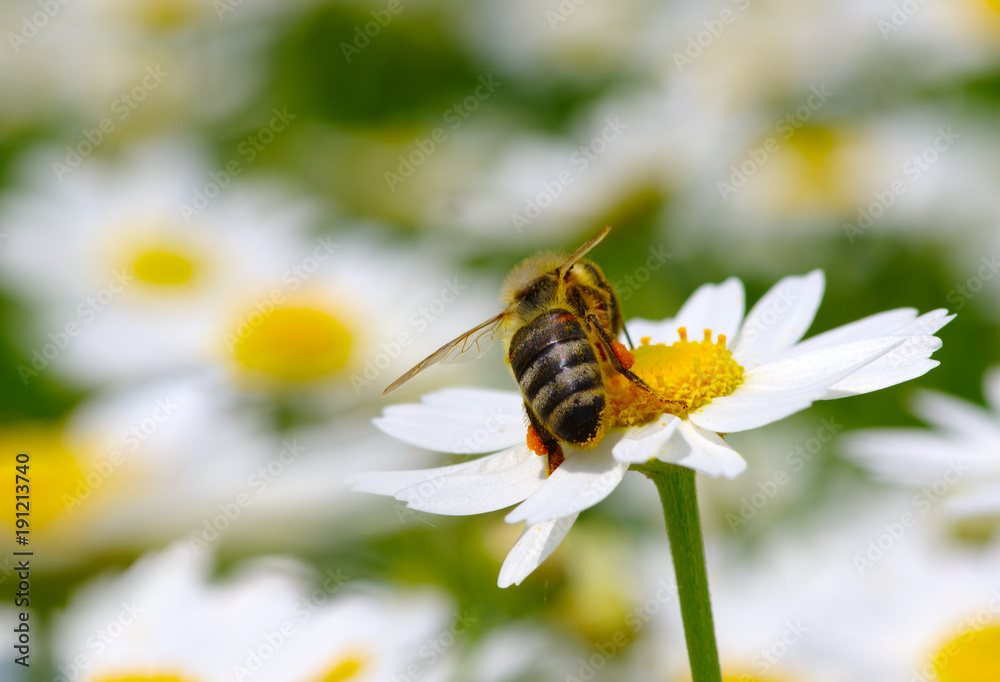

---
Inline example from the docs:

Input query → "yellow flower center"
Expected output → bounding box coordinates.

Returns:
[315,651,369,682]
[934,624,1000,682]
[608,328,744,428]
[0,427,87,533]
[231,305,354,382]
[131,249,198,287]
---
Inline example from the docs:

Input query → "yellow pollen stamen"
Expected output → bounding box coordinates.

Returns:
[608,326,744,428]
[934,623,1000,682]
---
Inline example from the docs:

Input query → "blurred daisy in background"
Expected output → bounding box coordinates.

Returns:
[806,504,1000,682]
[0,370,442,569]
[5,0,288,131]
[0,374,277,568]
[628,499,1000,681]
[844,366,1000,531]
[352,270,950,586]
[53,541,459,682]
[0,140,496,402]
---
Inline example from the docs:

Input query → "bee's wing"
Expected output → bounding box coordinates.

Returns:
[382,311,511,396]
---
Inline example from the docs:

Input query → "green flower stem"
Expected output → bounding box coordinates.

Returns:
[632,460,722,682]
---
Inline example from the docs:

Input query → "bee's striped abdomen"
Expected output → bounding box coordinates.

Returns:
[509,309,605,446]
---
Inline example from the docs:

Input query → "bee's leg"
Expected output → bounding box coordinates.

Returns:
[523,400,565,476]
[583,313,687,410]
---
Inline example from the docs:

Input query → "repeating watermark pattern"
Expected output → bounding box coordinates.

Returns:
[215,0,254,20]
[910,588,1000,682]
[7,0,71,53]
[61,397,180,515]
[223,235,340,352]
[52,65,170,181]
[546,0,589,29]
[564,578,677,681]
[751,620,811,675]
[852,458,969,574]
[349,277,469,395]
[52,601,146,682]
[187,439,307,552]
[384,75,501,192]
[178,107,296,222]
[511,116,629,233]
[232,568,352,680]
[672,0,751,72]
[717,85,834,201]
[398,611,477,682]
[843,126,960,243]
[945,254,999,312]
[726,417,843,533]
[391,404,519,524]
[17,269,134,385]
[340,0,414,62]
[877,0,929,40]
[614,244,672,303]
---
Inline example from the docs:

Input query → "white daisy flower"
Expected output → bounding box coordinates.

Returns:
[0,141,495,397]
[351,270,952,586]
[0,374,280,567]
[844,366,1000,522]
[802,503,1000,682]
[53,542,458,682]
[0,372,438,568]
[624,498,1000,682]
[6,0,286,129]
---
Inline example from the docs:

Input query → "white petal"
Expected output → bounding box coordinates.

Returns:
[783,307,920,356]
[984,367,1000,414]
[612,415,682,463]
[497,514,578,588]
[691,337,902,433]
[349,445,546,515]
[673,277,746,345]
[943,485,1000,519]
[733,270,825,368]
[374,388,525,454]
[504,444,626,525]
[623,318,678,346]
[910,390,1000,443]
[842,430,982,485]
[823,336,944,398]
[663,421,746,478]
[818,309,953,398]
[623,278,745,348]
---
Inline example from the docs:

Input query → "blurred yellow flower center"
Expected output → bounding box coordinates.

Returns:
[130,248,198,287]
[232,305,353,382]
[934,624,1000,682]
[93,673,197,682]
[0,428,87,533]
[119,0,204,31]
[609,327,744,427]
[315,651,369,681]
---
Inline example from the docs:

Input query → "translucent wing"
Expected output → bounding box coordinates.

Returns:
[382,311,511,396]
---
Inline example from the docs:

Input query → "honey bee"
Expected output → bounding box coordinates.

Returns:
[384,227,674,474]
